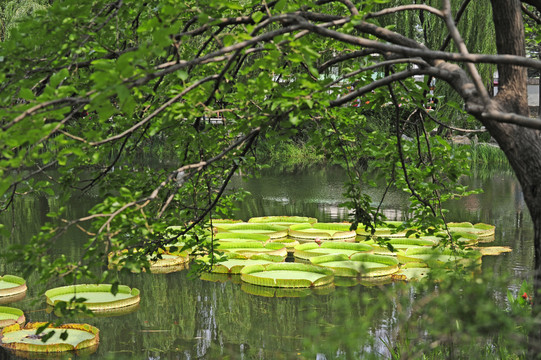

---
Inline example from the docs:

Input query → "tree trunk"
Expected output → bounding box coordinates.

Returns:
[487,0,541,354]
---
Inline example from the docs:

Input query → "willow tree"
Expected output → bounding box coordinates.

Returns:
[1,0,541,351]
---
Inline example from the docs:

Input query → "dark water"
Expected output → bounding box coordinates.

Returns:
[0,167,534,359]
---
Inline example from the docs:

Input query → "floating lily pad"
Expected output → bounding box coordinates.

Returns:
[108,250,189,273]
[355,221,407,238]
[397,247,482,267]
[0,307,25,328]
[216,241,287,259]
[210,219,244,224]
[248,216,317,226]
[448,222,495,238]
[269,238,300,253]
[294,242,373,260]
[362,238,434,255]
[470,246,512,256]
[288,223,356,240]
[0,275,27,305]
[214,223,288,239]
[312,253,400,278]
[349,253,400,277]
[0,322,99,354]
[45,284,140,313]
[215,233,270,242]
[393,262,431,281]
[241,263,334,288]
[203,253,283,274]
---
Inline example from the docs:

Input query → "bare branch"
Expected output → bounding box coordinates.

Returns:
[366,4,444,19]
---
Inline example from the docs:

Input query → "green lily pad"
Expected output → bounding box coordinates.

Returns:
[355,221,408,237]
[362,238,434,255]
[45,284,140,313]
[241,263,334,288]
[248,216,317,226]
[0,276,27,305]
[215,233,270,242]
[349,253,400,277]
[294,242,373,260]
[392,262,431,281]
[0,307,25,328]
[204,253,283,274]
[397,247,482,267]
[288,223,356,240]
[312,253,400,278]
[216,241,288,259]
[214,223,288,239]
[0,322,99,353]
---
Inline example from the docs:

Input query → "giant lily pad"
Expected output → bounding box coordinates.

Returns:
[448,222,495,238]
[209,219,244,224]
[214,223,288,239]
[108,249,189,274]
[355,221,408,238]
[248,216,317,226]
[0,307,25,328]
[203,253,283,274]
[268,238,300,253]
[349,253,400,277]
[469,246,512,256]
[241,263,334,288]
[392,262,431,281]
[0,322,99,354]
[294,242,373,260]
[288,223,356,241]
[215,233,270,242]
[362,238,434,255]
[0,275,27,305]
[216,241,287,259]
[397,247,482,267]
[311,253,399,278]
[45,284,140,313]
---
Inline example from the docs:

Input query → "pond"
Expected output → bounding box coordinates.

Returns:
[0,166,534,359]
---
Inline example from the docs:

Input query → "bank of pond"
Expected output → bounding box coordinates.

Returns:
[0,216,510,357]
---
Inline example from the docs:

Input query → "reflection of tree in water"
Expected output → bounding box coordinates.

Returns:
[193,284,217,357]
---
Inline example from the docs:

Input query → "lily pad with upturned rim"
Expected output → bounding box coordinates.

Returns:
[0,276,27,305]
[355,221,408,238]
[216,241,288,259]
[392,262,431,281]
[310,253,400,278]
[0,322,99,354]
[215,233,270,243]
[448,222,495,238]
[397,247,482,267]
[349,253,400,277]
[45,284,140,313]
[248,216,317,226]
[0,307,25,328]
[108,249,189,274]
[294,242,373,260]
[288,223,356,240]
[214,223,289,239]
[241,263,334,288]
[361,238,434,255]
[202,253,284,274]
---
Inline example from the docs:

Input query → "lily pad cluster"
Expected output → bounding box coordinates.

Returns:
[195,217,501,292]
